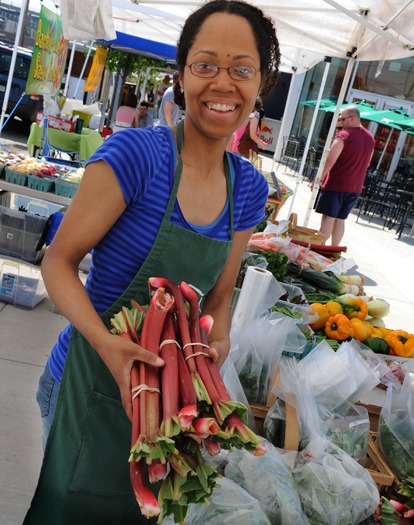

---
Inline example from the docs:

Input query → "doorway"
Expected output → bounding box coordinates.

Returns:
[348,89,414,181]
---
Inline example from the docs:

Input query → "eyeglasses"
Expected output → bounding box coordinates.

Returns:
[186,62,257,81]
[340,115,355,121]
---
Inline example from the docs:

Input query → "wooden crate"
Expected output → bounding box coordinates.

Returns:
[356,401,381,433]
[250,400,299,451]
[288,213,326,244]
[366,432,398,495]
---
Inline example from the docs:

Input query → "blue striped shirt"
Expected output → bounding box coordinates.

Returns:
[47,125,268,382]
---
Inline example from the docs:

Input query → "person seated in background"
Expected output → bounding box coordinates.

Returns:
[138,102,154,128]
[112,93,139,133]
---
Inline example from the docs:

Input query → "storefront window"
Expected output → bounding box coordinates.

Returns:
[354,57,414,102]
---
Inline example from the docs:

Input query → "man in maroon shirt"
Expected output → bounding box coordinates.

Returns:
[315,106,375,245]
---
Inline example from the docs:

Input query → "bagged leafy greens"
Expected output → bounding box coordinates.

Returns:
[181,477,271,525]
[378,374,414,479]
[232,313,296,404]
[224,439,309,524]
[276,359,379,525]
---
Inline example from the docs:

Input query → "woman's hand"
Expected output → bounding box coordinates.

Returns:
[95,332,164,421]
[208,338,230,369]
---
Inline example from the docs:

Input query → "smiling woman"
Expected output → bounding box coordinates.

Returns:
[24,2,281,524]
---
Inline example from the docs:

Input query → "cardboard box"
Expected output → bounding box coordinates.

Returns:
[0,256,47,308]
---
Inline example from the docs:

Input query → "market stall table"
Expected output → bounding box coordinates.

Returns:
[27,123,104,161]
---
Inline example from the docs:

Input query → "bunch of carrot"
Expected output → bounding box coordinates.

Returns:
[110,277,264,523]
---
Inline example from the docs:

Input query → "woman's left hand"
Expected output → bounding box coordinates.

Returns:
[208,339,230,369]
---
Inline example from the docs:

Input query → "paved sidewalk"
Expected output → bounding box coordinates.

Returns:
[0,153,413,523]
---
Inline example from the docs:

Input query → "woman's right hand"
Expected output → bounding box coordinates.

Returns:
[96,332,164,421]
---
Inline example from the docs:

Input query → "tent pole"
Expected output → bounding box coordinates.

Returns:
[64,41,77,97]
[72,41,94,100]
[304,55,357,226]
[0,0,28,133]
[287,57,331,217]
[375,128,394,173]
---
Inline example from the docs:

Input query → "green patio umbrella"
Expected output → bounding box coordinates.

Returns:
[299,97,339,109]
[366,107,412,130]
[320,100,378,120]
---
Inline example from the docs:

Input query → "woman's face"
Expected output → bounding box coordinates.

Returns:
[181,12,262,139]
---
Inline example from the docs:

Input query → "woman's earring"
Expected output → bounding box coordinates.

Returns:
[180,86,184,93]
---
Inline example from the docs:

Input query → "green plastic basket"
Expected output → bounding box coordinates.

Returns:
[4,166,27,186]
[55,178,79,199]
[27,174,56,193]
[0,164,5,179]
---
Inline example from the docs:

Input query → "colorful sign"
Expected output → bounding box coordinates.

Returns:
[26,6,68,95]
[84,47,108,92]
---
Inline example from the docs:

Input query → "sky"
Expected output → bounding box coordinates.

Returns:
[1,0,45,13]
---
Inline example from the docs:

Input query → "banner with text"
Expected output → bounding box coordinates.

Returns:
[26,6,68,95]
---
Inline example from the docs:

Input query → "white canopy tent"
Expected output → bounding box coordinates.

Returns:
[66,0,414,224]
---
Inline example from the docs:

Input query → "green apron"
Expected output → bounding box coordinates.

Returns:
[24,122,234,525]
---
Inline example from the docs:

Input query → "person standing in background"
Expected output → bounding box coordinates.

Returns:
[231,97,267,157]
[315,106,375,245]
[113,93,139,133]
[157,72,181,127]
[137,102,154,128]
[156,74,171,113]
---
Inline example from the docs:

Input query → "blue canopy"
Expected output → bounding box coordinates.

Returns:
[101,31,177,62]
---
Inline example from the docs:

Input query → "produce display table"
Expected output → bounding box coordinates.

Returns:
[27,123,104,161]
[0,179,72,206]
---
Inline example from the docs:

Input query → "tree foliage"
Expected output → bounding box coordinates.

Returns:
[97,43,170,87]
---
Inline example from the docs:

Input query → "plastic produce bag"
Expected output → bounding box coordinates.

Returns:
[322,403,370,465]
[378,374,414,479]
[182,477,271,525]
[277,360,379,525]
[277,339,381,411]
[224,440,309,525]
[232,314,297,404]
[220,353,257,432]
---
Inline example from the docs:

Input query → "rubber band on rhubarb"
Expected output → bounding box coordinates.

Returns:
[182,342,210,349]
[159,339,181,350]
[132,384,161,400]
[185,351,212,360]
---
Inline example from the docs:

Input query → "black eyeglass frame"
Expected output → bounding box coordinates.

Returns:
[340,115,355,121]
[186,62,257,81]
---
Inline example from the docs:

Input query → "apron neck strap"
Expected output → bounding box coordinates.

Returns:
[165,120,234,232]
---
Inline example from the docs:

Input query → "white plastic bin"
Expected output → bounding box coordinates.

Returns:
[0,256,47,308]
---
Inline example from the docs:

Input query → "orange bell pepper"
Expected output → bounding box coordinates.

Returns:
[309,303,330,330]
[326,300,343,316]
[341,297,368,321]
[325,314,352,341]
[386,330,414,358]
[349,318,373,342]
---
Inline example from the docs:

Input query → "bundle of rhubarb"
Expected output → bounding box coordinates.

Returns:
[110,277,264,524]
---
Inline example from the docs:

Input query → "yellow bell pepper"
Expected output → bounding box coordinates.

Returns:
[326,300,343,317]
[349,318,373,342]
[341,297,368,321]
[386,330,414,358]
[325,314,352,341]
[309,303,330,330]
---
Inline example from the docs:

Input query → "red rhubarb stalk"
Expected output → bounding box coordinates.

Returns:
[179,282,232,424]
[159,313,197,437]
[130,360,161,517]
[149,277,211,404]
[131,288,177,480]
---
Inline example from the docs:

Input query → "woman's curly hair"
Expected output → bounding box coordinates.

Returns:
[174,0,280,110]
